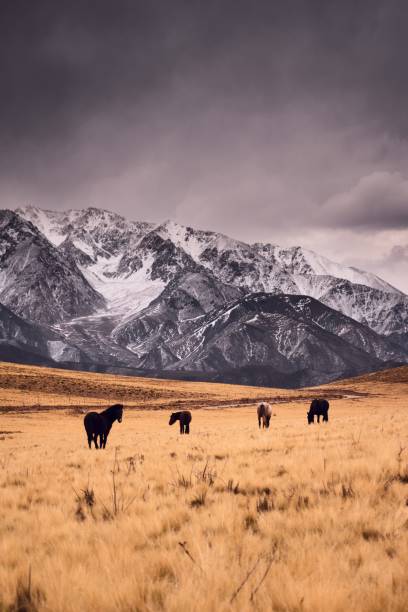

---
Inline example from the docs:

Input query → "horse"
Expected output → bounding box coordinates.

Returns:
[83,404,123,449]
[169,411,192,434]
[257,402,272,429]
[307,399,329,424]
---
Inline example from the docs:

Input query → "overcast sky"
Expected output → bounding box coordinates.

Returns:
[1,1,408,290]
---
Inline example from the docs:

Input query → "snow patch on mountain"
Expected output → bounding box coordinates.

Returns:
[79,254,165,317]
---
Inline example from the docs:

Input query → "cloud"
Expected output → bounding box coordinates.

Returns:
[367,243,408,293]
[321,172,408,230]
[380,243,408,265]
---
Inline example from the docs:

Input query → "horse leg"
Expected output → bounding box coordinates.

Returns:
[180,421,183,434]
[87,433,92,449]
[258,417,261,429]
[103,433,108,448]
[93,434,99,449]
[317,414,320,423]
[185,423,190,434]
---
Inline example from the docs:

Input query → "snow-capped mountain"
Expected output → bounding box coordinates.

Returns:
[4,204,408,387]
[0,210,105,324]
[17,206,405,328]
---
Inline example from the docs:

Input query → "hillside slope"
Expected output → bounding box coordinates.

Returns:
[0,361,407,412]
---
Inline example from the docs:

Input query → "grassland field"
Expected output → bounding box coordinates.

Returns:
[0,362,407,612]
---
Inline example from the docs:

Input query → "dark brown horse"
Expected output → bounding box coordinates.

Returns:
[257,402,272,428]
[84,404,123,448]
[307,399,329,424]
[169,411,192,434]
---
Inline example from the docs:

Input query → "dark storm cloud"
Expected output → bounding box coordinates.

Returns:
[1,0,408,246]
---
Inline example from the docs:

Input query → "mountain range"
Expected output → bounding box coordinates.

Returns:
[0,204,406,387]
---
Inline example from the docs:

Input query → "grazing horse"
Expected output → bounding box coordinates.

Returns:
[169,411,192,434]
[307,399,329,424]
[84,404,123,449]
[257,402,272,429]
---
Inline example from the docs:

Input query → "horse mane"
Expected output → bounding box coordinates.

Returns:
[101,403,123,418]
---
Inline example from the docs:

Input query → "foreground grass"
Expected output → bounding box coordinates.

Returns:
[0,389,407,611]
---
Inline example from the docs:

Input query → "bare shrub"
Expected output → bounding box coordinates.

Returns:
[195,460,217,486]
[171,466,193,489]
[227,479,240,495]
[190,490,207,508]
[256,495,274,513]
[362,528,384,541]
[154,563,176,584]
[125,454,143,475]
[341,483,355,498]
[295,495,310,511]
[244,514,259,534]
[7,567,44,612]
[74,486,95,521]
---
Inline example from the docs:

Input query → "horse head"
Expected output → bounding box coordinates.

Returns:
[169,412,178,426]
[109,403,123,423]
[307,410,314,424]
[116,404,123,423]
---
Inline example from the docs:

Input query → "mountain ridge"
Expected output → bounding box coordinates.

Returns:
[0,204,406,387]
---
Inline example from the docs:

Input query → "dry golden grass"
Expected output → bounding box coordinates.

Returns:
[0,362,407,611]
[0,361,306,411]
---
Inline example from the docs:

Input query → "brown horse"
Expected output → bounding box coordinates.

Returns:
[307,399,329,424]
[84,404,123,448]
[169,411,192,434]
[257,402,272,429]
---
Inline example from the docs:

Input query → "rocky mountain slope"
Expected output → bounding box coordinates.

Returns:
[0,300,84,365]
[2,204,407,387]
[0,210,105,324]
[113,289,406,386]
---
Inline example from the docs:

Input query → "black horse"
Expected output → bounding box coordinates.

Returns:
[84,404,123,449]
[307,399,329,424]
[169,411,192,434]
